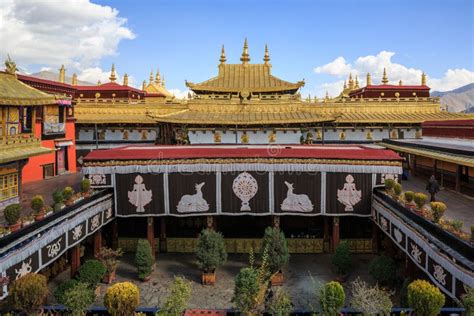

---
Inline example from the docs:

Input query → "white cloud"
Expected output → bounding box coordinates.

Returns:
[168,88,191,99]
[0,0,135,71]
[312,51,474,96]
[77,66,137,87]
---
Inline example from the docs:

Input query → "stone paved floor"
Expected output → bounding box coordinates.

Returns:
[401,175,474,233]
[48,253,377,310]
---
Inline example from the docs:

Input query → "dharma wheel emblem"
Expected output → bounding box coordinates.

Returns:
[232,172,258,211]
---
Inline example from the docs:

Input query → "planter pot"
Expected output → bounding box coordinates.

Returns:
[9,222,21,232]
[405,202,416,210]
[65,199,74,206]
[270,271,284,286]
[82,192,91,198]
[22,220,34,227]
[141,275,151,282]
[102,270,116,284]
[34,211,45,221]
[335,273,349,283]
[201,271,216,285]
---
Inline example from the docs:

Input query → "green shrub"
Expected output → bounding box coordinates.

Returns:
[63,186,75,200]
[393,183,402,196]
[30,195,45,213]
[319,281,345,315]
[54,279,79,304]
[404,191,414,203]
[4,203,21,225]
[451,220,464,232]
[408,279,445,316]
[430,201,447,223]
[231,267,260,315]
[53,190,64,204]
[369,255,398,286]
[77,259,106,287]
[63,282,95,316]
[350,277,392,315]
[159,276,192,316]
[9,273,49,315]
[80,179,91,194]
[196,229,227,273]
[97,247,123,274]
[384,179,396,191]
[261,226,289,274]
[414,193,427,209]
[135,239,154,280]
[266,287,292,316]
[461,286,474,316]
[104,282,140,316]
[399,278,411,307]
[332,241,351,275]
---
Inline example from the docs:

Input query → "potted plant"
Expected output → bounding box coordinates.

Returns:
[96,246,123,284]
[393,183,402,200]
[0,226,11,238]
[232,267,260,315]
[4,203,21,232]
[430,201,446,223]
[319,281,345,315]
[63,282,95,316]
[54,279,80,305]
[77,259,106,296]
[266,288,292,316]
[9,273,49,315]
[135,239,154,281]
[413,193,427,213]
[196,229,227,285]
[52,190,65,211]
[158,276,192,316]
[80,179,92,197]
[404,191,415,209]
[384,179,396,194]
[261,226,289,286]
[104,282,140,316]
[408,279,445,316]
[31,194,45,221]
[63,186,75,206]
[350,277,393,315]
[21,214,35,227]
[368,255,398,286]
[332,241,351,282]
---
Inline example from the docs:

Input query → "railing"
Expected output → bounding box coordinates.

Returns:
[0,133,40,147]
[43,122,65,135]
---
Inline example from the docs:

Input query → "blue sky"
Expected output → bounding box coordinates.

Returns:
[1,0,473,96]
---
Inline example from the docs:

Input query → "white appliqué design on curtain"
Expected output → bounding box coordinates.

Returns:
[280,181,313,212]
[177,182,209,213]
[128,175,152,213]
[337,174,362,211]
[15,259,32,279]
[233,172,258,211]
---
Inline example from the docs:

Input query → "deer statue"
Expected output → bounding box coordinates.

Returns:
[280,181,313,212]
[177,182,210,213]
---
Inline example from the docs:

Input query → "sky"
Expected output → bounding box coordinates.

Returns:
[1,0,473,98]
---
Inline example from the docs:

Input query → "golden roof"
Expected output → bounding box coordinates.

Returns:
[0,72,56,106]
[0,135,53,164]
[334,111,469,124]
[144,81,174,98]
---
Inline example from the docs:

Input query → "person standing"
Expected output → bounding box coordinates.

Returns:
[426,175,440,202]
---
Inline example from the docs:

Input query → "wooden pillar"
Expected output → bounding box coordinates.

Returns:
[111,220,119,250]
[93,229,102,257]
[372,222,379,253]
[206,216,214,230]
[455,165,462,193]
[70,245,80,278]
[332,217,340,252]
[433,159,437,177]
[147,217,156,260]
[323,217,330,253]
[271,216,280,229]
[160,217,167,252]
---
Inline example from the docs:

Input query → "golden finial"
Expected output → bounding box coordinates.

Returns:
[59,65,66,83]
[219,45,226,64]
[240,38,250,64]
[142,80,146,90]
[382,67,389,84]
[4,55,18,75]
[109,64,117,82]
[155,68,161,85]
[421,72,426,85]
[263,44,270,65]
[399,79,403,86]
[343,80,347,89]
[149,69,154,83]
[325,91,329,100]
[162,76,166,88]
[366,73,372,86]
[348,73,354,89]
[123,73,129,86]
[72,73,77,85]
[355,75,359,89]
[97,80,101,85]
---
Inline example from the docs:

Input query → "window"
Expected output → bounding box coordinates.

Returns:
[0,173,18,201]
[21,107,33,132]
[43,163,55,179]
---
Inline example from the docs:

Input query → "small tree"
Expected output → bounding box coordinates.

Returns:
[4,203,21,225]
[350,277,393,315]
[414,193,427,209]
[384,179,396,192]
[80,179,91,194]
[31,195,45,213]
[319,281,345,315]
[97,247,123,274]
[159,276,192,316]
[369,255,398,286]
[9,273,49,315]
[53,190,64,211]
[408,279,445,316]
[104,282,140,316]
[232,267,260,315]
[196,229,227,273]
[431,201,447,223]
[77,259,106,287]
[266,287,292,316]
[461,286,474,316]
[54,279,80,304]
[393,183,402,198]
[261,226,289,274]
[332,241,351,275]
[404,191,415,203]
[135,239,154,280]
[63,186,75,201]
[63,282,95,316]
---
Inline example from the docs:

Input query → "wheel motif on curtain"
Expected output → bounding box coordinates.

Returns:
[232,172,258,211]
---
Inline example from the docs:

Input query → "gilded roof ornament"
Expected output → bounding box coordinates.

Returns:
[382,68,389,84]
[162,76,166,88]
[109,64,117,82]
[4,55,18,75]
[263,44,270,66]
[354,75,359,89]
[343,80,347,89]
[348,73,354,89]
[240,38,250,64]
[219,45,226,64]
[366,73,372,86]
[59,65,66,83]
[155,69,161,85]
[142,80,147,91]
[399,79,403,86]
[149,69,154,83]
[97,80,101,85]
[123,73,129,86]
[72,73,77,85]
[421,72,427,86]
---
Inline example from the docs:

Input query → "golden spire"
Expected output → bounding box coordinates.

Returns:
[59,65,66,83]
[399,79,403,86]
[149,69,154,84]
[97,79,101,85]
[263,44,270,65]
[343,80,347,89]
[142,80,146,90]
[155,68,161,85]
[123,73,129,86]
[421,72,427,85]
[355,75,359,89]
[348,73,354,89]
[109,64,117,82]
[382,67,389,84]
[162,76,166,88]
[366,73,372,86]
[240,38,250,64]
[219,45,226,64]
[72,73,77,85]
